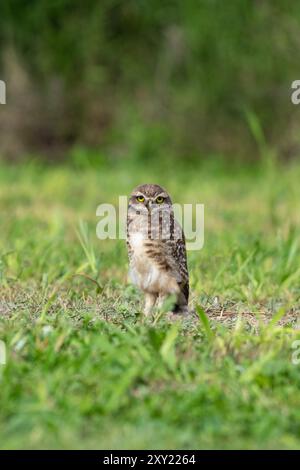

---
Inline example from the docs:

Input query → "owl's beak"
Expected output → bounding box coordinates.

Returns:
[146,200,153,211]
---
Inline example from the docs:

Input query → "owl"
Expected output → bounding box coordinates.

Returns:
[127,184,189,317]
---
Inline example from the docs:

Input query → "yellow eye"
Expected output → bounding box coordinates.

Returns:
[156,196,164,204]
[136,195,145,202]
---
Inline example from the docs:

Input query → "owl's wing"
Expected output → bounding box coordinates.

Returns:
[167,218,189,303]
[174,233,189,302]
[126,238,133,263]
[126,213,134,263]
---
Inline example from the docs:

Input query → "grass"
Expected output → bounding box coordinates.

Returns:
[0,157,300,449]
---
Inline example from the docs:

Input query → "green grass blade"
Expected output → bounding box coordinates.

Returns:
[196,305,214,340]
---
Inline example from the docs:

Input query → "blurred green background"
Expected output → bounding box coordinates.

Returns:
[1,1,300,451]
[1,0,300,164]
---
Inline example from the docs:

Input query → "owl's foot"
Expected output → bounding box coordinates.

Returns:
[144,292,158,317]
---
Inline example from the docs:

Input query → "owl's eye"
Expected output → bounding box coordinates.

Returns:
[136,195,145,202]
[156,196,164,204]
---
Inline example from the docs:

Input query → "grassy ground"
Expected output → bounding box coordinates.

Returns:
[0,158,300,449]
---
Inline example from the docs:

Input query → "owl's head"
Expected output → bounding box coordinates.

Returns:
[129,184,172,213]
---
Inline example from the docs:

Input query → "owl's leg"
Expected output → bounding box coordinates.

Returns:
[144,293,157,316]
[157,294,164,309]
[157,294,169,310]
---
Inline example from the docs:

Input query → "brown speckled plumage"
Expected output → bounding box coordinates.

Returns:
[127,184,189,316]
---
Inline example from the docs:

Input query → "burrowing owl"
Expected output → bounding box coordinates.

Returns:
[127,184,189,316]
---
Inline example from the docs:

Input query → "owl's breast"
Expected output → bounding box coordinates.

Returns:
[128,233,179,295]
